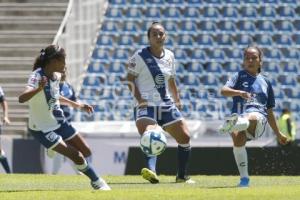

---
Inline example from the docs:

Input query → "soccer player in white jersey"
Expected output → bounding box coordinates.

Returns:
[19,45,110,190]
[219,46,287,187]
[0,86,11,173]
[127,22,194,184]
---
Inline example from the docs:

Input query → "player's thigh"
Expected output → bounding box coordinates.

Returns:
[136,118,157,135]
[231,131,247,147]
[66,134,91,157]
[244,113,259,137]
[164,119,190,144]
[135,106,157,135]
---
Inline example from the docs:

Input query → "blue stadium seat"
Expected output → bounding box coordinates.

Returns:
[181,21,197,33]
[190,49,207,62]
[222,6,239,20]
[223,0,241,4]
[281,48,300,60]
[145,7,161,19]
[218,21,237,33]
[107,74,122,85]
[201,74,220,86]
[208,49,226,61]
[278,6,296,18]
[83,76,101,88]
[92,49,110,61]
[224,62,240,72]
[260,6,276,19]
[109,62,126,73]
[163,21,178,33]
[101,21,118,32]
[274,34,293,47]
[114,86,132,100]
[109,0,126,5]
[184,7,200,19]
[240,6,258,19]
[244,0,259,4]
[137,35,149,46]
[183,73,200,86]
[97,35,114,46]
[186,62,204,73]
[123,21,139,33]
[180,90,192,100]
[176,62,186,74]
[106,8,122,18]
[238,20,256,33]
[205,62,223,73]
[130,0,146,5]
[281,0,298,4]
[99,88,115,100]
[167,0,185,4]
[203,7,220,19]
[257,20,276,33]
[197,34,214,47]
[112,49,129,61]
[278,74,297,86]
[164,7,181,19]
[294,20,300,31]
[225,48,243,61]
[125,8,142,19]
[264,49,282,60]
[87,61,106,74]
[263,62,281,74]
[219,74,230,84]
[79,88,98,100]
[186,0,203,4]
[276,20,295,33]
[273,87,285,99]
[81,112,95,122]
[262,0,278,4]
[148,0,165,3]
[174,49,188,62]
[205,0,222,4]
[165,37,175,47]
[178,35,194,46]
[199,21,217,33]
[283,62,298,73]
[293,34,300,47]
[215,34,233,47]
[255,34,273,47]
[236,34,254,47]
[118,35,134,46]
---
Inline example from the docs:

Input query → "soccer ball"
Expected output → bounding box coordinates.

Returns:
[140,129,167,156]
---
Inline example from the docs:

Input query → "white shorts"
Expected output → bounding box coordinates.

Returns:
[244,112,267,140]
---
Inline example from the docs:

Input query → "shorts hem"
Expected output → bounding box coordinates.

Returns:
[64,132,78,141]
[48,136,63,150]
[162,118,183,128]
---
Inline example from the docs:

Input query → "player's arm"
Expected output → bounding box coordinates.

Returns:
[168,77,182,110]
[127,73,147,107]
[59,96,93,114]
[267,108,288,145]
[0,99,10,125]
[19,74,47,103]
[221,86,251,99]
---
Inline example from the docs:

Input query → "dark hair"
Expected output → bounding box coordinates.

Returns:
[243,45,263,73]
[147,21,164,38]
[33,45,66,71]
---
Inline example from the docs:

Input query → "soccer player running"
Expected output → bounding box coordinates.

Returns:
[19,45,110,190]
[0,86,12,173]
[127,22,194,184]
[219,46,288,187]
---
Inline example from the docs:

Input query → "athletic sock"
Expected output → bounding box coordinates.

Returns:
[177,144,191,179]
[233,146,249,178]
[145,155,157,172]
[0,156,11,173]
[76,160,99,182]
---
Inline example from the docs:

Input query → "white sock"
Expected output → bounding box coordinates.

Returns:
[232,117,250,132]
[75,159,88,171]
[233,146,249,178]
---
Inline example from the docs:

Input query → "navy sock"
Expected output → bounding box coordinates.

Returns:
[177,145,191,178]
[0,156,11,173]
[80,164,99,182]
[145,155,157,172]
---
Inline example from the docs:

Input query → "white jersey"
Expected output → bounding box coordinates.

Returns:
[128,47,176,106]
[27,68,63,132]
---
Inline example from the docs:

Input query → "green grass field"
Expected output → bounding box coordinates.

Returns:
[0,174,300,200]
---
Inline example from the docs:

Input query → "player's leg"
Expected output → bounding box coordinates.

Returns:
[136,117,159,183]
[0,148,11,173]
[163,119,194,183]
[65,134,93,163]
[220,113,259,134]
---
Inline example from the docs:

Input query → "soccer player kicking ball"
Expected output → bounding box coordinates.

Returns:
[219,46,288,187]
[19,45,110,190]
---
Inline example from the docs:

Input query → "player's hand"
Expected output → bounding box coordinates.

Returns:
[137,99,148,108]
[80,104,94,114]
[3,116,10,125]
[277,132,288,145]
[38,76,48,89]
[238,91,251,99]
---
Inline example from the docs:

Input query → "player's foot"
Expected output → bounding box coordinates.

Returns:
[91,178,111,190]
[219,113,239,134]
[237,177,249,187]
[176,176,196,184]
[141,168,159,184]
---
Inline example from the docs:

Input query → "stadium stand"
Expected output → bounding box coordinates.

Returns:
[78,0,300,122]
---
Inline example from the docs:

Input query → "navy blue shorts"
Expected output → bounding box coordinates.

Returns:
[29,122,77,149]
[134,104,183,127]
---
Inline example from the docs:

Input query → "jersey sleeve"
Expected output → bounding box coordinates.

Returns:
[0,87,4,102]
[170,52,176,78]
[27,71,41,89]
[266,80,275,109]
[70,86,77,102]
[127,52,143,76]
[224,72,239,88]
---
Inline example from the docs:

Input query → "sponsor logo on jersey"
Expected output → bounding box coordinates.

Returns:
[242,82,249,87]
[154,74,165,89]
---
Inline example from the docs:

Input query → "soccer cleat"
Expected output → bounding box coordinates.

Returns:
[141,168,159,184]
[91,178,111,190]
[219,113,239,134]
[176,176,196,184]
[238,177,250,187]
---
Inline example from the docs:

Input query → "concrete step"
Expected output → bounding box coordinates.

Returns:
[2,126,27,136]
[0,20,61,31]
[0,0,68,3]
[0,34,53,44]
[0,30,57,35]
[0,7,66,17]
[0,45,46,57]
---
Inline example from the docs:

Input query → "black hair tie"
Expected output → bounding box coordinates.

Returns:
[40,49,46,60]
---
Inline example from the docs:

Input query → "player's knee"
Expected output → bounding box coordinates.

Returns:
[233,134,246,147]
